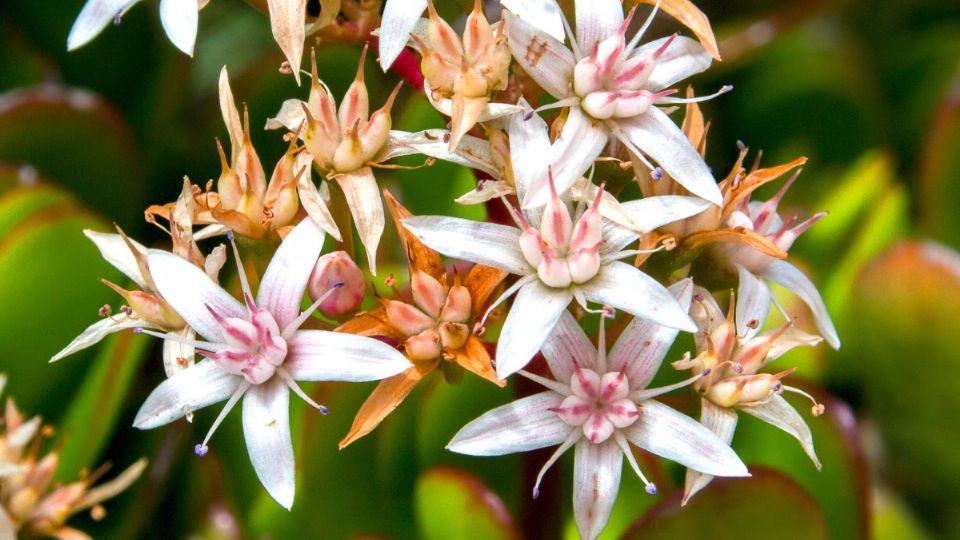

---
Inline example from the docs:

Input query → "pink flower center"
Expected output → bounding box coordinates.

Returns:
[204,303,288,385]
[551,367,639,444]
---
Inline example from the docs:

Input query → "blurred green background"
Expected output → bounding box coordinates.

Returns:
[0,0,958,538]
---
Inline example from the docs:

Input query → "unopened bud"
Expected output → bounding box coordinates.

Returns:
[307,251,366,317]
[411,270,447,319]
[404,329,443,361]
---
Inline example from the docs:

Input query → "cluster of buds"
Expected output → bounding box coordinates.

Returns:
[303,46,400,174]
[414,0,510,150]
[383,270,472,362]
[0,375,145,538]
[516,174,604,288]
[676,288,824,412]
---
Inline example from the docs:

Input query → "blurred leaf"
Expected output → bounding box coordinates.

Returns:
[0,85,144,225]
[872,486,932,540]
[845,241,960,534]
[918,66,960,247]
[0,183,120,418]
[732,390,870,539]
[622,468,830,540]
[415,466,521,540]
[56,330,151,481]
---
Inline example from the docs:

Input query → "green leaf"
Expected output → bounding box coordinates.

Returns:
[0,85,144,225]
[622,468,830,540]
[55,330,151,481]
[415,466,521,540]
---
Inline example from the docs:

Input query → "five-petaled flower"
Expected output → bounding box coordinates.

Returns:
[132,217,410,509]
[447,280,748,540]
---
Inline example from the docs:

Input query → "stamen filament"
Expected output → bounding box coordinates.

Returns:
[282,281,345,339]
[533,429,580,497]
[613,431,657,494]
[781,385,826,416]
[226,230,255,310]
[477,274,536,329]
[517,369,571,395]
[624,0,663,56]
[630,368,712,401]
[133,328,224,352]
[278,368,329,415]
[196,381,251,455]
[657,85,734,105]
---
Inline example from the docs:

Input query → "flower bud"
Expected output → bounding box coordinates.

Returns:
[412,270,446,319]
[439,283,472,323]
[404,329,443,361]
[383,299,435,336]
[102,280,185,329]
[308,251,366,317]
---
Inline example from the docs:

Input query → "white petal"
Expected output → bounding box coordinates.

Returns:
[581,261,696,332]
[267,0,306,84]
[635,36,712,91]
[575,0,623,56]
[523,108,608,209]
[335,167,384,275]
[741,395,821,469]
[447,392,569,455]
[285,330,410,382]
[67,0,139,51]
[508,100,551,200]
[257,217,326,331]
[736,265,771,340]
[195,224,229,241]
[682,398,738,504]
[760,260,840,349]
[159,0,198,56]
[402,216,528,275]
[455,179,515,205]
[600,221,640,257]
[495,281,573,379]
[50,314,148,362]
[379,130,500,178]
[425,94,524,123]
[503,11,575,99]
[243,379,295,509]
[147,250,245,342]
[617,107,722,205]
[134,360,243,429]
[84,230,148,289]
[501,0,565,41]
[572,439,622,540]
[219,66,244,161]
[766,327,823,361]
[378,0,427,70]
[297,165,342,242]
[542,311,597,382]
[265,98,308,134]
[162,327,195,378]
[617,195,714,233]
[607,278,693,386]
[625,400,748,477]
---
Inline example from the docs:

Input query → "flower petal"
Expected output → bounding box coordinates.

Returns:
[159,0,198,56]
[67,0,139,51]
[219,66,244,161]
[133,360,242,429]
[581,261,696,332]
[147,250,245,342]
[523,108,608,209]
[575,0,623,56]
[503,11,576,99]
[339,362,435,448]
[378,0,428,70]
[740,395,821,469]
[257,217,326,331]
[759,259,840,349]
[447,392,569,455]
[402,216,528,275]
[682,398,738,505]
[736,264,772,340]
[607,278,693,386]
[267,0,306,84]
[297,162,343,241]
[634,35,712,91]
[617,195,714,233]
[636,0,721,60]
[495,280,573,379]
[84,230,148,289]
[242,379,295,509]
[379,130,500,178]
[50,314,148,363]
[542,311,597,382]
[508,99,551,200]
[616,107,722,205]
[572,439,622,540]
[162,327,195,378]
[335,167,384,275]
[285,330,411,382]
[624,400,748,477]
[501,0,565,41]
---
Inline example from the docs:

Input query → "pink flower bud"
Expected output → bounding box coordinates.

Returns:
[439,283,472,323]
[307,251,366,317]
[404,329,443,361]
[412,270,447,319]
[383,299,435,336]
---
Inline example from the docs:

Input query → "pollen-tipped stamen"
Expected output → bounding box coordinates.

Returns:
[780,385,826,416]
[613,431,657,494]
[281,281,345,338]
[532,429,580,498]
[631,368,712,401]
[277,367,329,415]
[133,327,224,353]
[195,381,251,457]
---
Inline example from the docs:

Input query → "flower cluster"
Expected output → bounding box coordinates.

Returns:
[57,0,840,538]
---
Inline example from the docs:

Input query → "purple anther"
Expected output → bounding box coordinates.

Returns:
[194,444,209,457]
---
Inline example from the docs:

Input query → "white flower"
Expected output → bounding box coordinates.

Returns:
[67,0,201,56]
[503,0,728,206]
[132,218,410,509]
[447,280,748,540]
